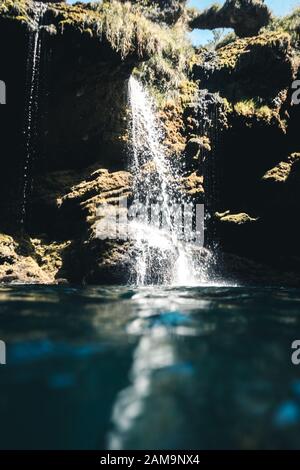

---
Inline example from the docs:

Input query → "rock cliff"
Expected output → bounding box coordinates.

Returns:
[1,0,300,286]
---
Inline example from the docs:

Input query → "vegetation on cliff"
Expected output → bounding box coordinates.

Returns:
[192,29,293,126]
[266,7,300,47]
[1,0,194,101]
[0,0,188,61]
[4,0,184,65]
[119,0,187,26]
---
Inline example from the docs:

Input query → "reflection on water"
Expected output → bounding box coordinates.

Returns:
[0,285,300,449]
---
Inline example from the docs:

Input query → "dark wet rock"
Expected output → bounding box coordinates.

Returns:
[188,23,300,278]
[215,252,300,288]
[64,239,133,285]
[183,89,229,141]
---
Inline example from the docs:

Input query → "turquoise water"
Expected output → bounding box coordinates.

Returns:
[0,285,300,450]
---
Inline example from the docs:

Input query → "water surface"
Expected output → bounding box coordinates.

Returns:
[0,285,300,450]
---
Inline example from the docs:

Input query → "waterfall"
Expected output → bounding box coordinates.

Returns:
[21,2,46,227]
[127,77,207,286]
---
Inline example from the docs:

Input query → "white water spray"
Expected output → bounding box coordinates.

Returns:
[128,77,209,286]
[21,2,46,226]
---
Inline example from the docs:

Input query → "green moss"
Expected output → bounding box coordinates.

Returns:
[265,7,300,46]
[47,1,183,60]
[132,21,194,103]
[0,0,32,25]
[233,98,286,130]
[216,31,290,71]
[153,79,199,155]
[234,99,271,118]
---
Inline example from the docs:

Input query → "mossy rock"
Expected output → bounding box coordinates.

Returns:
[0,232,63,284]
[262,152,300,183]
[193,31,293,102]
[215,211,258,225]
[0,0,179,60]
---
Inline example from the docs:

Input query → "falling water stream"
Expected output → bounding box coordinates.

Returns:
[21,2,46,226]
[128,77,209,286]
